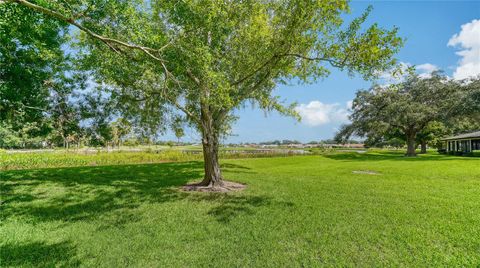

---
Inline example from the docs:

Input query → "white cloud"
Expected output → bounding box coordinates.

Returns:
[416,63,438,73]
[416,63,439,78]
[448,19,480,80]
[378,61,443,82]
[377,61,411,84]
[346,100,353,110]
[295,101,349,127]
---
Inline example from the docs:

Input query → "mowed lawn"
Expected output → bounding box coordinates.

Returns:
[1,152,480,267]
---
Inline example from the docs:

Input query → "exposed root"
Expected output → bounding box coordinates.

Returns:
[181,180,246,193]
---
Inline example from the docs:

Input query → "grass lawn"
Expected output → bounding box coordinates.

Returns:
[0,148,297,171]
[1,151,480,267]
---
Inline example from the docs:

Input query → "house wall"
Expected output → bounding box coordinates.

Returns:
[472,139,480,151]
[445,138,480,153]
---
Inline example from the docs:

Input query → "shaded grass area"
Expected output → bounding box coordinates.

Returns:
[1,152,480,266]
[1,241,79,267]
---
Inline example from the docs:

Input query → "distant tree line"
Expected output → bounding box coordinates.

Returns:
[256,139,361,146]
[259,140,301,145]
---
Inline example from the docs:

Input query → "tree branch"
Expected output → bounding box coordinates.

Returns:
[230,54,279,86]
[21,104,46,111]
[277,53,346,68]
[230,53,348,87]
[7,0,170,63]
[185,69,201,86]
[122,91,200,126]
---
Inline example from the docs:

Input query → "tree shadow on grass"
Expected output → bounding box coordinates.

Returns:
[0,162,205,224]
[0,241,80,267]
[323,152,475,162]
[188,194,295,223]
[0,161,285,265]
[220,162,256,175]
[220,163,252,170]
[0,161,267,226]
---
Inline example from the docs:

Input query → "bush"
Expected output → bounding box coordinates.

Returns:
[437,148,447,154]
[467,150,480,157]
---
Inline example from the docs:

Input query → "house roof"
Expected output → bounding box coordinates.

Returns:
[442,131,480,141]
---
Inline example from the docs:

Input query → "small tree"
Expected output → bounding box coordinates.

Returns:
[416,121,448,154]
[0,123,21,148]
[110,118,132,148]
[171,116,185,144]
[79,92,115,147]
[174,128,185,144]
[48,80,81,148]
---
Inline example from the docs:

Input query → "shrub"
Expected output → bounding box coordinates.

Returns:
[467,150,480,157]
[437,148,447,154]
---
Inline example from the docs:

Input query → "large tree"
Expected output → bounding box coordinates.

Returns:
[460,77,480,120]
[0,1,67,142]
[337,72,468,156]
[7,0,403,188]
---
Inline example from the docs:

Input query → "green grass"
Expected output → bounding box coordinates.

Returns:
[0,149,300,171]
[1,151,480,267]
[0,150,201,171]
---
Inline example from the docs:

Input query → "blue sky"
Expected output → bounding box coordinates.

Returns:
[171,1,480,143]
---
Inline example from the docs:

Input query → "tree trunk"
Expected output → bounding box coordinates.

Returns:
[198,105,224,187]
[405,133,417,157]
[199,135,223,187]
[420,141,427,154]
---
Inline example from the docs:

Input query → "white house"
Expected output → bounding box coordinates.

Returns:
[442,131,480,153]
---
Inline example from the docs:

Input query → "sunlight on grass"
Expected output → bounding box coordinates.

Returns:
[1,152,480,266]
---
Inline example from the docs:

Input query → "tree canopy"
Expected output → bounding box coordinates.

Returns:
[336,72,477,156]
[5,0,404,188]
[0,2,68,145]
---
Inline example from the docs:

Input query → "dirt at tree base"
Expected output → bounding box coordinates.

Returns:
[181,180,246,193]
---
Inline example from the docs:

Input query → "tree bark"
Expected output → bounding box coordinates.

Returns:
[199,133,223,187]
[405,132,417,157]
[420,141,427,154]
[198,104,224,187]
